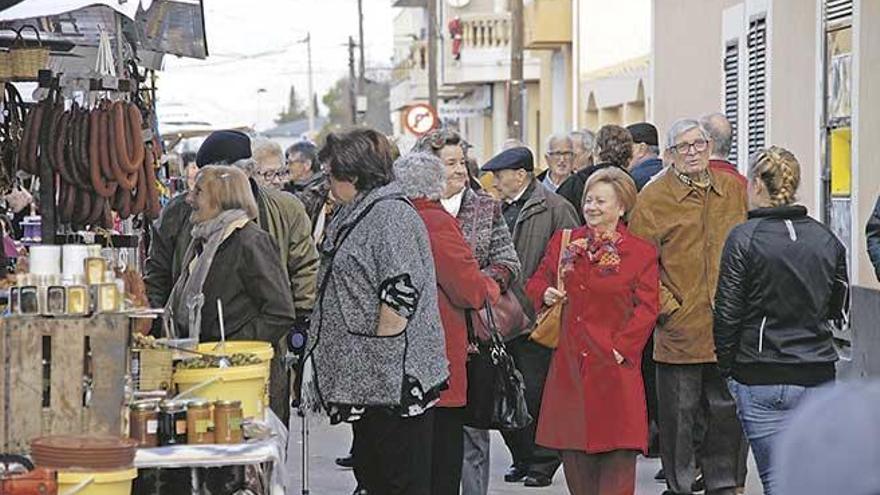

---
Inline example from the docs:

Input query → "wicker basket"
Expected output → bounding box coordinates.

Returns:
[11,26,49,80]
[0,28,19,81]
[0,49,11,81]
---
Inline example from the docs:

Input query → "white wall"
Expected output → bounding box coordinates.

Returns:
[579,0,652,73]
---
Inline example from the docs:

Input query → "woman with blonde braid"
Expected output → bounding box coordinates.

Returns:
[713,146,849,494]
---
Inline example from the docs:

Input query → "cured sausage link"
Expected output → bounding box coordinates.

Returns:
[112,101,144,174]
[89,108,118,198]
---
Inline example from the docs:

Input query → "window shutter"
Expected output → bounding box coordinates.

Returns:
[724,41,739,164]
[825,0,853,27]
[747,16,767,155]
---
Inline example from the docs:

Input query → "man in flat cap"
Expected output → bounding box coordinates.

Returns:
[145,130,318,425]
[628,122,664,191]
[483,146,579,487]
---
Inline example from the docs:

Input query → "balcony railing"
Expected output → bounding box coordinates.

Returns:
[392,40,427,83]
[460,13,511,50]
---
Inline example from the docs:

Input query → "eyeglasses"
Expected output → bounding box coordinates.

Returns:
[258,169,290,180]
[547,151,574,158]
[672,139,709,155]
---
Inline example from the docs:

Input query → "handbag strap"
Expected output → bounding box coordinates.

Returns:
[555,229,572,292]
[466,302,504,348]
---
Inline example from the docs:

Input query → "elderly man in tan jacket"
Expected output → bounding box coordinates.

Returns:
[629,118,747,495]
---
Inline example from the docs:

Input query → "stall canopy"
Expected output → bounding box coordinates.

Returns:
[0,0,154,22]
[0,0,207,62]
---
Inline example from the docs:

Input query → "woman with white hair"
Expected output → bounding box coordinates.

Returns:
[394,152,501,495]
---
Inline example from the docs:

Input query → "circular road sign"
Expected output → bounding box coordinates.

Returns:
[403,103,439,136]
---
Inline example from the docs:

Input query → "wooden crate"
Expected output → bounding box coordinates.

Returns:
[0,314,130,454]
[135,348,173,391]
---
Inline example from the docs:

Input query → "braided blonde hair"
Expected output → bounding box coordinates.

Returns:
[748,146,801,207]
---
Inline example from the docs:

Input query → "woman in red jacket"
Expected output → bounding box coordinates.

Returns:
[526,167,659,495]
[394,152,501,495]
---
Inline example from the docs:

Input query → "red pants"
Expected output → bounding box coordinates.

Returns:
[561,450,637,495]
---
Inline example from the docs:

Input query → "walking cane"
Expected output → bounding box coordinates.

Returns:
[288,325,310,494]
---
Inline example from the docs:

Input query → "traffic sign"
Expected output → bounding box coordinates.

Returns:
[403,103,439,136]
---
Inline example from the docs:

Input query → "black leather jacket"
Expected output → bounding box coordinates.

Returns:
[714,206,848,382]
[866,196,880,281]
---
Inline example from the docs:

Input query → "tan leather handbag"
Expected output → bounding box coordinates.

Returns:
[530,229,572,349]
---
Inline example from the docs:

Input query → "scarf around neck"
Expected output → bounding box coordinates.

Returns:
[166,208,251,340]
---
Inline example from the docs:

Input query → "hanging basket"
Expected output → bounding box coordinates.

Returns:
[0,28,20,81]
[11,25,49,80]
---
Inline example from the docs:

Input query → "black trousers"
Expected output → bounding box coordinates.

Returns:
[656,363,742,495]
[500,336,561,478]
[352,408,434,495]
[641,333,660,455]
[431,407,465,495]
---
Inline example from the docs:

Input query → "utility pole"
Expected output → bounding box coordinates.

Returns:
[426,0,438,109]
[509,0,524,140]
[299,32,316,134]
[348,36,357,125]
[357,0,366,93]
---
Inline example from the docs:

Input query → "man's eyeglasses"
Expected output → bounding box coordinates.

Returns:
[547,151,574,159]
[258,169,290,180]
[672,139,709,155]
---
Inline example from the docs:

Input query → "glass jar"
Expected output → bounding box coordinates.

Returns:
[129,402,159,447]
[213,400,243,444]
[158,400,187,446]
[186,399,214,445]
[66,285,89,315]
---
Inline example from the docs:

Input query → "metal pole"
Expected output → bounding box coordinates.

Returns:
[306,33,315,133]
[357,0,366,93]
[427,0,438,109]
[115,12,124,76]
[348,36,357,125]
[509,0,524,140]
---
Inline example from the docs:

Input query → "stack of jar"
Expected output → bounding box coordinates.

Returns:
[129,399,243,447]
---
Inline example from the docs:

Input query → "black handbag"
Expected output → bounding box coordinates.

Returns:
[463,301,533,430]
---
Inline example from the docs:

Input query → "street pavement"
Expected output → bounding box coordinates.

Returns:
[285,414,764,494]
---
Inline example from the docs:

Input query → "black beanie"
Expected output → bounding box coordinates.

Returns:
[196,130,252,167]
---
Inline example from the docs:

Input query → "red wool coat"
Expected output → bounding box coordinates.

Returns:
[414,199,501,407]
[526,224,659,453]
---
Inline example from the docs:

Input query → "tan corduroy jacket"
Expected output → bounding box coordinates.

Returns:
[629,168,747,364]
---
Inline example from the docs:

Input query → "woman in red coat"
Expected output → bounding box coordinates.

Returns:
[526,167,659,495]
[394,152,501,495]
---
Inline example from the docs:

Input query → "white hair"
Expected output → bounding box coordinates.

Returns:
[393,152,447,201]
[251,138,284,168]
[666,118,710,150]
[226,157,258,178]
[545,132,573,153]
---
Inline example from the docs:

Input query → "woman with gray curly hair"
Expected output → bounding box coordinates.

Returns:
[394,152,502,495]
[413,128,522,495]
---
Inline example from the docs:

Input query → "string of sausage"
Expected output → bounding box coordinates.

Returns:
[18,97,158,226]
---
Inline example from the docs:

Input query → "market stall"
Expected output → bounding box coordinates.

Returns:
[0,2,289,495]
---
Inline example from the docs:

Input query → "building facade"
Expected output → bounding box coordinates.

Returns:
[390,0,575,165]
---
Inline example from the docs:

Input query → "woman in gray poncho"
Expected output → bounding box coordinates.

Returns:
[307,128,448,495]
